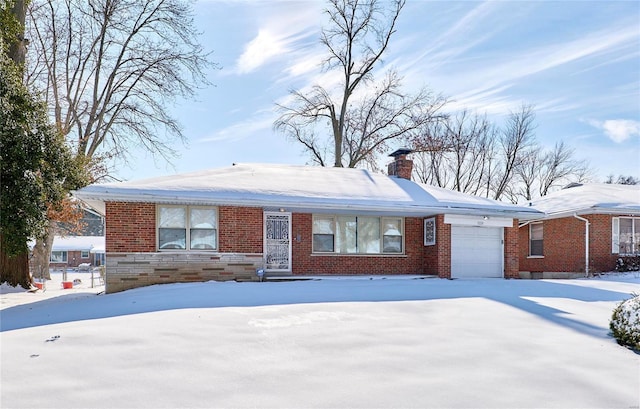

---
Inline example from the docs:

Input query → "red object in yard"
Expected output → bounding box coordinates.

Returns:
[34,282,43,290]
[62,281,73,289]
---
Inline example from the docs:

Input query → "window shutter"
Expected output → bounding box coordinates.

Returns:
[612,217,619,254]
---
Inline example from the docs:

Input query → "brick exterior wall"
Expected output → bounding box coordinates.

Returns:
[423,215,451,278]
[104,202,264,293]
[48,250,95,269]
[588,214,619,273]
[218,206,263,253]
[106,202,156,252]
[291,214,424,275]
[504,220,520,278]
[104,200,522,292]
[519,214,620,275]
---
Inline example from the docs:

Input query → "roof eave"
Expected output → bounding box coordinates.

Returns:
[542,206,640,219]
[72,191,540,219]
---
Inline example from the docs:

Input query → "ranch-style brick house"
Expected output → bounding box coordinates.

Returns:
[519,183,640,278]
[73,151,542,293]
[47,235,106,269]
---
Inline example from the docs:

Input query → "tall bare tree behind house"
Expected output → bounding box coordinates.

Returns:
[275,0,447,169]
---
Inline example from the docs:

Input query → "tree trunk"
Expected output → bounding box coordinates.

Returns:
[1,0,31,289]
[0,233,31,288]
[32,223,55,280]
[7,0,27,72]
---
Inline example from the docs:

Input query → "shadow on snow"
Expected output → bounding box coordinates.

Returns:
[1,277,636,340]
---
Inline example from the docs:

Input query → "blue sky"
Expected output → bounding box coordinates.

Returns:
[118,0,640,182]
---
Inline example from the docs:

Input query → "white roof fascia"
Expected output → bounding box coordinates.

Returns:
[444,214,514,227]
[542,207,640,220]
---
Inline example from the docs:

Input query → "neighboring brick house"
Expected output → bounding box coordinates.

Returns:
[47,235,105,269]
[73,150,541,293]
[519,183,640,278]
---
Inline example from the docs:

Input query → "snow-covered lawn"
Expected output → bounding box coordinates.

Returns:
[1,272,639,409]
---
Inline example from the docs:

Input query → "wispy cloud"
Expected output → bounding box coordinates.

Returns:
[237,30,289,74]
[390,0,639,118]
[234,2,322,75]
[524,24,638,76]
[454,21,637,109]
[410,1,508,69]
[198,112,275,143]
[587,119,640,143]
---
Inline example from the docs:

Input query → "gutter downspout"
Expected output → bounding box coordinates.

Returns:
[573,214,590,277]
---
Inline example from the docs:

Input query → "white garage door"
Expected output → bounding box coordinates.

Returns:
[451,225,503,278]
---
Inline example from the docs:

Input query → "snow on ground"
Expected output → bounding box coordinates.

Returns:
[1,272,639,409]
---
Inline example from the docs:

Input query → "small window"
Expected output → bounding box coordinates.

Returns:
[158,206,217,251]
[81,250,90,259]
[383,218,403,253]
[190,208,217,249]
[530,223,543,256]
[313,216,335,252]
[50,251,68,263]
[613,217,640,255]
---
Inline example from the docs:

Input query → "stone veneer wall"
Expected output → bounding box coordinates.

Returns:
[105,252,263,293]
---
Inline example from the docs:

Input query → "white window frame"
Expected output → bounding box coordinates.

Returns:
[50,251,68,263]
[80,250,90,259]
[529,222,544,257]
[612,217,640,255]
[311,215,404,255]
[157,205,218,251]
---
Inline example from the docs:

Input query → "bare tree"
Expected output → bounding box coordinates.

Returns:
[411,121,450,187]
[605,175,639,185]
[491,104,537,201]
[413,110,496,196]
[26,0,214,164]
[413,104,591,202]
[275,0,446,168]
[537,142,590,196]
[513,145,542,201]
[514,142,591,201]
[342,71,447,169]
[24,0,215,276]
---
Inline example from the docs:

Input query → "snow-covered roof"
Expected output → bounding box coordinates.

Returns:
[528,183,640,218]
[50,236,105,252]
[73,163,542,219]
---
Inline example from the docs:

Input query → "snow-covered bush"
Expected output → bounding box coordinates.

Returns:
[610,294,640,351]
[615,256,640,272]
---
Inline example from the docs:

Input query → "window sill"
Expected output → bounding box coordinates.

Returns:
[527,256,544,259]
[311,253,407,257]
[157,249,218,252]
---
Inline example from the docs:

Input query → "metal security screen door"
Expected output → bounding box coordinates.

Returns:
[264,212,292,272]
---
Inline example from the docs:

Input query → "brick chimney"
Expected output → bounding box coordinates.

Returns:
[387,148,414,180]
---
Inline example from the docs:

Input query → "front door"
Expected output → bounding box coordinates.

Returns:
[264,212,292,273]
